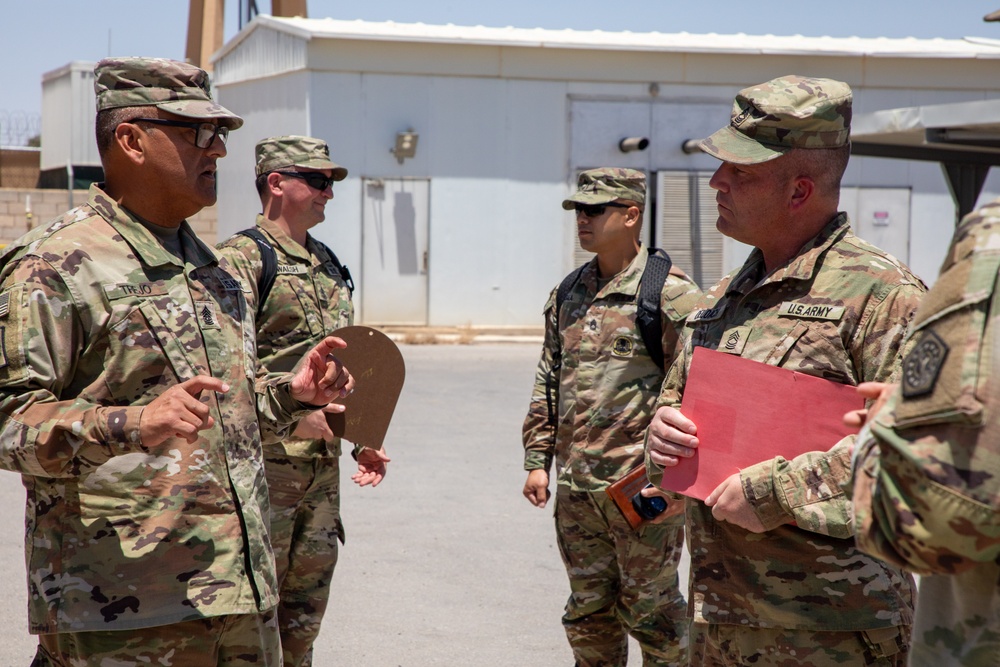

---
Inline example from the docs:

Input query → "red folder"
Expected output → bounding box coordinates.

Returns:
[659,346,863,501]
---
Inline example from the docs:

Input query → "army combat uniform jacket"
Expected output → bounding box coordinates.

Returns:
[0,186,312,634]
[647,214,924,631]
[523,247,702,490]
[218,215,354,459]
[852,199,1000,665]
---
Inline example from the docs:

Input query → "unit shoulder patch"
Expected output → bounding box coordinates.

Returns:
[901,330,949,398]
[612,336,634,358]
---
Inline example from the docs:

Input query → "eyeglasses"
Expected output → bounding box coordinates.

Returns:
[130,118,229,149]
[274,171,336,191]
[574,202,631,217]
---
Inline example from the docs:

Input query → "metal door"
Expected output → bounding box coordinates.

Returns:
[840,187,911,264]
[361,178,429,324]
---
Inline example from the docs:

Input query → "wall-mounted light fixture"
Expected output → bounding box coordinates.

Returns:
[391,129,419,164]
[618,137,649,153]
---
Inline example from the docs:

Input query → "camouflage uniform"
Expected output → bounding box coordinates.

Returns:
[851,198,1000,666]
[217,135,353,667]
[0,58,311,667]
[34,610,281,666]
[0,188,313,653]
[645,77,925,666]
[523,169,702,667]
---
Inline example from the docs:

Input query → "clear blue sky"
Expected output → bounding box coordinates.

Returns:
[2,0,1000,141]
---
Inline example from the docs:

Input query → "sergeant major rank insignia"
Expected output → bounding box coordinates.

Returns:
[719,326,750,355]
[732,102,765,127]
[902,329,948,398]
[196,301,220,329]
[612,336,634,358]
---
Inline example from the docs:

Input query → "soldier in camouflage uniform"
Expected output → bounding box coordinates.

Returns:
[644,76,925,666]
[218,135,389,667]
[0,58,352,667]
[850,198,1000,666]
[522,168,702,666]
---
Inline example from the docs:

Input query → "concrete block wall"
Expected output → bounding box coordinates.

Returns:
[0,188,218,246]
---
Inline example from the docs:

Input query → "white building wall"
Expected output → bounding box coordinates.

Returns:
[219,70,573,326]
[213,21,1000,324]
[218,68,1000,321]
[306,71,365,317]
[40,62,99,171]
[423,78,569,326]
[909,191,962,282]
[216,71,313,237]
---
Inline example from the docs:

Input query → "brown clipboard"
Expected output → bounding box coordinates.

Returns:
[606,464,684,530]
[325,326,406,449]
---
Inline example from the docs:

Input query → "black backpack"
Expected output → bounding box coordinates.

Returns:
[234,228,355,318]
[545,248,674,427]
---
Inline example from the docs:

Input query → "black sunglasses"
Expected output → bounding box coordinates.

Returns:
[574,202,630,217]
[274,171,336,191]
[130,118,229,149]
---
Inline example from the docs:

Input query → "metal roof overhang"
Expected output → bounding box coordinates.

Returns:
[850,99,1000,221]
[683,99,1000,222]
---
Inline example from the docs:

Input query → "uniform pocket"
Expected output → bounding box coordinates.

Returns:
[105,301,197,403]
[0,284,27,383]
[892,250,1000,429]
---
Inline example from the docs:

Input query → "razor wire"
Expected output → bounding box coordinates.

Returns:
[0,111,41,147]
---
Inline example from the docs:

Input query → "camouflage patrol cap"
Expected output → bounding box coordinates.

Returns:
[561,168,645,210]
[254,135,348,180]
[700,75,852,164]
[94,57,243,129]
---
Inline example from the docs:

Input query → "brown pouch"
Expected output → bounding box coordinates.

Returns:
[606,464,684,530]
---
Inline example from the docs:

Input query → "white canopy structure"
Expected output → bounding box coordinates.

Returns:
[851,99,1000,219]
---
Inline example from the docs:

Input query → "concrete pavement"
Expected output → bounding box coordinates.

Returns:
[0,343,688,666]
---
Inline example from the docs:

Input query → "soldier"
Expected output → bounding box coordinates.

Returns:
[217,135,389,667]
[0,58,352,666]
[849,198,1000,666]
[643,76,925,665]
[522,168,701,666]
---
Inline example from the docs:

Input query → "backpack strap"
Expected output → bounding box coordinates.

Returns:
[546,263,587,429]
[234,228,277,319]
[311,237,355,296]
[545,249,674,429]
[636,248,674,371]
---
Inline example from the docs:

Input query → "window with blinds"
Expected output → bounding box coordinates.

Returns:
[655,171,724,289]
